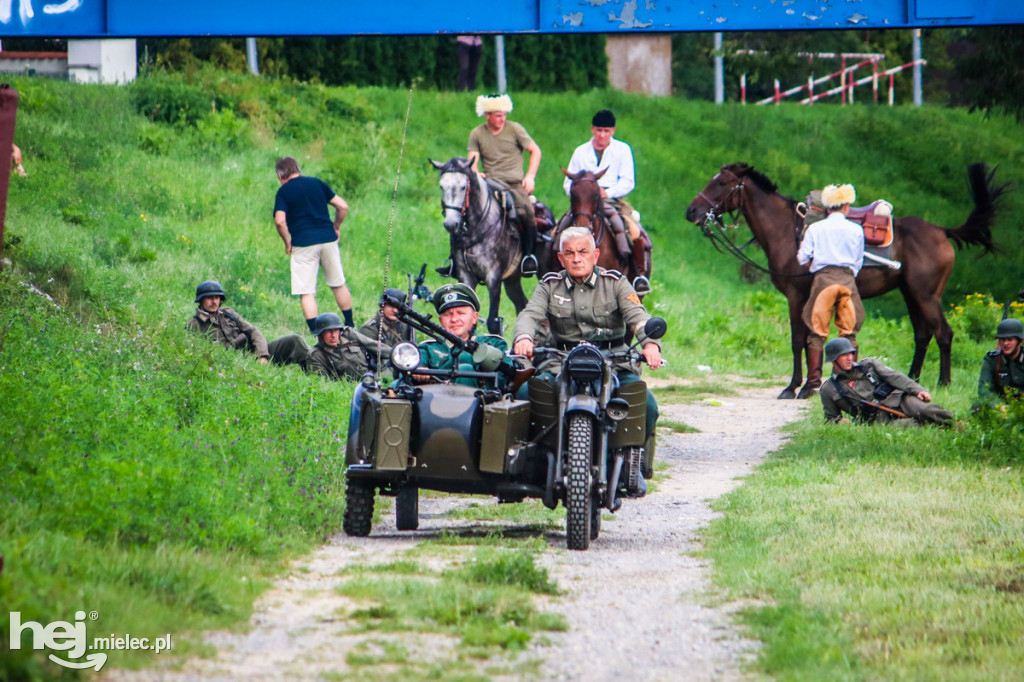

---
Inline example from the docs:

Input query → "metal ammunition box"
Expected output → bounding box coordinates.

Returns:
[480,398,531,474]
[609,380,647,448]
[358,391,414,471]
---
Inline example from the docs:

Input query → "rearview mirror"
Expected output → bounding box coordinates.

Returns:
[644,317,667,341]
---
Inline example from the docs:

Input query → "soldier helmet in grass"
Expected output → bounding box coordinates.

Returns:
[432,283,480,313]
[194,280,226,303]
[380,288,407,306]
[825,337,857,363]
[821,183,856,209]
[995,318,1024,340]
[313,312,344,337]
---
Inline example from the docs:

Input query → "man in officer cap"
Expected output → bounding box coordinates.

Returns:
[186,280,310,367]
[819,337,952,426]
[796,182,866,396]
[437,93,542,279]
[560,109,651,295]
[978,318,1024,406]
[415,282,515,387]
[512,226,663,442]
[359,288,413,347]
[307,312,392,381]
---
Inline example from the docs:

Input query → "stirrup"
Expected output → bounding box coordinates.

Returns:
[520,254,538,277]
[435,259,455,279]
[632,276,651,296]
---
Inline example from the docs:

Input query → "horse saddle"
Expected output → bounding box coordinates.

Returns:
[485,178,518,220]
[801,191,894,247]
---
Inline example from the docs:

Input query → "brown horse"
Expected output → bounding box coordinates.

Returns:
[685,162,1005,399]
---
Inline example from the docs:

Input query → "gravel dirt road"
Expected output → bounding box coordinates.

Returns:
[103,385,806,682]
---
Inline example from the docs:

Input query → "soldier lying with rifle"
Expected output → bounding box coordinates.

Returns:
[819,337,953,427]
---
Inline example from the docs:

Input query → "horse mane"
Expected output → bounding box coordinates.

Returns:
[437,157,474,174]
[729,162,798,206]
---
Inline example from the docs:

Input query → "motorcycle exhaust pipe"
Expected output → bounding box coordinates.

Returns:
[606,452,624,512]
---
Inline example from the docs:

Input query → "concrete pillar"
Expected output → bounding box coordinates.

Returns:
[68,39,137,85]
[605,34,671,96]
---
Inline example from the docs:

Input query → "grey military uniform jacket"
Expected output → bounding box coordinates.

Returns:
[308,328,392,381]
[359,313,411,348]
[819,357,926,422]
[513,266,657,373]
[187,306,269,358]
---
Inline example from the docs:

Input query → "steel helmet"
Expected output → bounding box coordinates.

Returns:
[824,337,857,363]
[194,280,226,303]
[380,288,407,306]
[313,312,344,337]
[995,318,1024,340]
[432,283,480,313]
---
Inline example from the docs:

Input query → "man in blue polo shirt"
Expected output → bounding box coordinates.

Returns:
[273,156,355,333]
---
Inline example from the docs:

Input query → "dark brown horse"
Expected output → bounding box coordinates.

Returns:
[686,162,1005,399]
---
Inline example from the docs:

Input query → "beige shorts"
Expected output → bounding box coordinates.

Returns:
[290,242,346,296]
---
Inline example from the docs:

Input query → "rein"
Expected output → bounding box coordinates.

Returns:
[440,169,499,249]
[697,171,813,280]
[570,181,608,250]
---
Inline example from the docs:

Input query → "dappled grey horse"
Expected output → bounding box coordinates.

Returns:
[430,157,529,335]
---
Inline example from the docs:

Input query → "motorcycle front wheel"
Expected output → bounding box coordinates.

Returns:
[566,413,594,550]
[343,477,376,537]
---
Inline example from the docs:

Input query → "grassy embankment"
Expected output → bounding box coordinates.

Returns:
[1,68,1022,679]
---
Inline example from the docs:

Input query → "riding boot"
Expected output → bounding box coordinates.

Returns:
[610,213,631,265]
[630,238,651,295]
[797,347,823,399]
[520,221,539,277]
[435,257,456,279]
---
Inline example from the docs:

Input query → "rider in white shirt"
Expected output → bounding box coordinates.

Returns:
[561,109,650,295]
[796,182,866,393]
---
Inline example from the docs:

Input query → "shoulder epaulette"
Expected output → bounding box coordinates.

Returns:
[541,272,563,283]
[601,269,622,279]
[987,349,1002,358]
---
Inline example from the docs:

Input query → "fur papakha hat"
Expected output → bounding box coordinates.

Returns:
[821,183,856,209]
[475,93,513,117]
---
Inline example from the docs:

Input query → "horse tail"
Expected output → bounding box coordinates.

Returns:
[944,162,1009,255]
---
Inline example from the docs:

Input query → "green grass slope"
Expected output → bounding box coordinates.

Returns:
[1,68,1023,679]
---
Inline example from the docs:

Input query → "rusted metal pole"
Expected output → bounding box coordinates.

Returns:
[0,84,18,269]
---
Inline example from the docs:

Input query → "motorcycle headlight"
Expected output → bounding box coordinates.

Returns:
[565,343,604,384]
[390,342,421,372]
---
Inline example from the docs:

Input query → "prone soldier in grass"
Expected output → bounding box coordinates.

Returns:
[359,288,413,347]
[307,312,392,381]
[186,280,310,367]
[977,318,1024,407]
[819,337,953,426]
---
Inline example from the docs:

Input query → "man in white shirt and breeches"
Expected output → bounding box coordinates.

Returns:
[562,109,650,295]
[796,182,865,395]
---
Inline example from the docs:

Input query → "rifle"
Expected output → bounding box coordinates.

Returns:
[384,293,535,393]
[830,377,910,420]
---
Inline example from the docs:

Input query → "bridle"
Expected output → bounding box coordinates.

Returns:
[438,168,499,247]
[696,167,812,279]
[569,176,608,247]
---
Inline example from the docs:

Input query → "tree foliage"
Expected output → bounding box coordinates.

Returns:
[138,35,608,92]
[952,26,1024,122]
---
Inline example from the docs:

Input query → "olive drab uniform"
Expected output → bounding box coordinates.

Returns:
[187,306,309,367]
[819,357,953,426]
[418,333,514,388]
[512,266,660,438]
[308,328,392,381]
[359,312,412,348]
[978,349,1024,406]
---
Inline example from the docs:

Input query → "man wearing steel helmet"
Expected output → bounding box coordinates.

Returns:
[360,288,413,347]
[415,283,515,387]
[437,94,543,279]
[186,280,310,367]
[977,318,1024,406]
[307,312,392,381]
[796,182,866,396]
[560,109,651,295]
[819,337,952,426]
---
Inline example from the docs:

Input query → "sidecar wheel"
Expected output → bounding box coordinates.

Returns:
[343,478,375,537]
[566,413,594,551]
[395,486,419,531]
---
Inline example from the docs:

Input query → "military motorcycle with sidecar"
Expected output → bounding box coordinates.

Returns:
[342,295,666,550]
